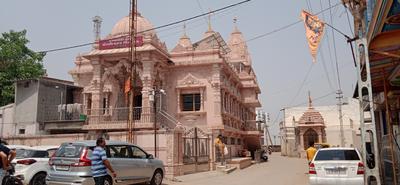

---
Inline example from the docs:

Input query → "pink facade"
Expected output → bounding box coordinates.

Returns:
[69,12,262,175]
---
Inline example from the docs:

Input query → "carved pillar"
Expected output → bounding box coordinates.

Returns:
[90,58,103,124]
[141,60,155,123]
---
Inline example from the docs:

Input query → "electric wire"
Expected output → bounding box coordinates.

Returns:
[319,0,338,88]
[195,0,209,24]
[37,0,251,53]
[328,0,342,90]
[37,1,341,54]
[244,2,340,44]
[345,7,354,37]
[270,91,337,128]
[288,63,314,106]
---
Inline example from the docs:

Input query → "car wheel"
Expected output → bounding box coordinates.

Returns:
[104,176,113,185]
[30,173,47,185]
[150,170,163,185]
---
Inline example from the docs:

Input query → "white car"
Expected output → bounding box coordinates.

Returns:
[11,145,58,185]
[309,147,365,185]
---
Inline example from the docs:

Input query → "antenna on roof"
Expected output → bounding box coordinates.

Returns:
[92,16,102,49]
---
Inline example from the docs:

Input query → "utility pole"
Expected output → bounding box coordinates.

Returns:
[150,90,158,158]
[127,0,138,144]
[264,112,269,147]
[337,89,345,147]
[342,0,382,184]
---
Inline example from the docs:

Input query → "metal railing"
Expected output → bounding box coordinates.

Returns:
[86,107,153,123]
[43,104,83,121]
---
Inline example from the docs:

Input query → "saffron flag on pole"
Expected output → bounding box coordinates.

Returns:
[301,10,325,62]
[124,77,131,105]
[124,77,131,94]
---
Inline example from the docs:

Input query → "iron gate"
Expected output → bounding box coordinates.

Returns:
[183,127,210,164]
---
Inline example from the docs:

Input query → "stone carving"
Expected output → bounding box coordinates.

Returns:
[178,73,204,87]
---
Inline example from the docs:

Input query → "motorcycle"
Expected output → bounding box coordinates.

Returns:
[261,150,269,162]
[2,165,23,185]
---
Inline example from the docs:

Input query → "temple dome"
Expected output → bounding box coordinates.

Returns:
[298,108,325,124]
[298,92,325,125]
[110,13,156,37]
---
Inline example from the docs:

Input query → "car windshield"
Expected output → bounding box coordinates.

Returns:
[314,149,360,161]
[16,149,49,159]
[55,143,85,158]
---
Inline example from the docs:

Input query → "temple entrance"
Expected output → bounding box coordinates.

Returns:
[303,128,318,150]
[183,127,210,164]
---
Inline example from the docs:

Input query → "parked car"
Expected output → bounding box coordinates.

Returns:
[309,147,365,185]
[46,140,165,185]
[9,145,59,185]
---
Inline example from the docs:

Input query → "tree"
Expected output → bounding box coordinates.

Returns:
[0,30,46,106]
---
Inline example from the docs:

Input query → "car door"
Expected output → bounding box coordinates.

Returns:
[129,146,154,181]
[107,145,136,184]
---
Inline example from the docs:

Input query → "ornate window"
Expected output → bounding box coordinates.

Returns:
[181,93,201,111]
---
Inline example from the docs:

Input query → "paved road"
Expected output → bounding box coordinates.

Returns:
[164,153,309,185]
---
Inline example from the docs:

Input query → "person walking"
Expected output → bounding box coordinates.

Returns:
[0,139,16,182]
[306,140,317,164]
[91,138,116,185]
[214,134,226,165]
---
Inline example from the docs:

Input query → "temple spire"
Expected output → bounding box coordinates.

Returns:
[208,9,213,32]
[308,91,313,108]
[233,16,239,32]
[183,22,188,37]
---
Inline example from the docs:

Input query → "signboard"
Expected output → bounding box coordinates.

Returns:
[99,35,143,50]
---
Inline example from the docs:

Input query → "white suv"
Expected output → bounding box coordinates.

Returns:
[11,145,58,185]
[309,148,365,185]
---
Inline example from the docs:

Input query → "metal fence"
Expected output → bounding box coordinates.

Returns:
[381,134,400,185]
[183,127,210,164]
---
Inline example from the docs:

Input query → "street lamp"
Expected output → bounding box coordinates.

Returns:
[149,88,166,158]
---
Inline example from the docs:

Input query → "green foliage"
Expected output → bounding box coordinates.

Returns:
[0,30,46,106]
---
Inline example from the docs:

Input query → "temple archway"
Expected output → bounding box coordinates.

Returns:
[303,128,318,150]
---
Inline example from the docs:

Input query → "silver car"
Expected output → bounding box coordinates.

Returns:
[46,140,165,185]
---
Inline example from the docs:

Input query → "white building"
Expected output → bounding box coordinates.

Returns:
[280,96,362,158]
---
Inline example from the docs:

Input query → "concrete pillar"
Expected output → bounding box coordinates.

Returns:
[318,129,323,143]
[165,124,184,178]
[300,132,304,150]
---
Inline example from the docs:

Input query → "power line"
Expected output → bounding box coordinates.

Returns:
[319,0,338,88]
[244,2,341,44]
[37,0,251,53]
[158,5,239,39]
[270,91,336,128]
[344,6,354,37]
[328,0,342,90]
[288,63,314,106]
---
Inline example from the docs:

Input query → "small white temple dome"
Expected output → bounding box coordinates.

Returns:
[110,12,156,37]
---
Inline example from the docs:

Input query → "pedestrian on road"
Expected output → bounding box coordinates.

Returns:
[215,134,226,165]
[91,138,117,185]
[306,141,317,164]
[0,139,16,183]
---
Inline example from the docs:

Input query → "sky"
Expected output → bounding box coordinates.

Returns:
[0,0,357,137]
